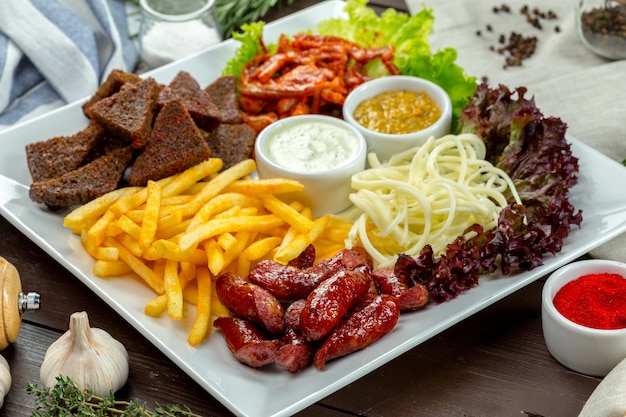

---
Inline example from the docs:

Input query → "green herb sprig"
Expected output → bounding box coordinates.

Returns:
[26,375,202,417]
[215,0,294,38]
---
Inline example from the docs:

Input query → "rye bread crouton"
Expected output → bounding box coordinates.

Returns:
[29,146,133,208]
[25,122,107,183]
[89,77,160,149]
[204,75,242,124]
[158,70,221,130]
[204,123,256,169]
[83,69,142,118]
[129,98,211,186]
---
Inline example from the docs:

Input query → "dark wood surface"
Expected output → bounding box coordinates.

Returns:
[0,1,601,416]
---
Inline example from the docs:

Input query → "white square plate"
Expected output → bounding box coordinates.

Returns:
[2,2,626,416]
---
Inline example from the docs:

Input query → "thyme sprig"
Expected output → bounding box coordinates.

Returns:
[26,375,202,417]
[215,0,295,38]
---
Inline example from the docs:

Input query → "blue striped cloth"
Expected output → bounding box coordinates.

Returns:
[0,0,138,130]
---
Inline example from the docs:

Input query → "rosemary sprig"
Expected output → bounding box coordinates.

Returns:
[214,0,295,38]
[26,375,202,417]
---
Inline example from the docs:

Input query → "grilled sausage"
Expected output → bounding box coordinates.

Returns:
[313,295,400,370]
[299,269,372,341]
[213,317,282,368]
[215,272,285,335]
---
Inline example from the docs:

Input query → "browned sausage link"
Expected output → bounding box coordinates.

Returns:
[299,269,372,341]
[307,248,372,276]
[276,328,315,373]
[248,248,373,302]
[397,283,429,311]
[213,317,283,368]
[372,266,428,310]
[247,260,322,302]
[313,295,400,370]
[284,298,306,331]
[371,265,408,297]
[215,272,285,335]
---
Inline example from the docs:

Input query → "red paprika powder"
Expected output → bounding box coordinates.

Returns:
[553,272,626,330]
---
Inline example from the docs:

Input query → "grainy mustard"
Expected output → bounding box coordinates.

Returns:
[353,90,441,134]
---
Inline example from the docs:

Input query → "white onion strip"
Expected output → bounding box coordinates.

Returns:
[345,133,522,266]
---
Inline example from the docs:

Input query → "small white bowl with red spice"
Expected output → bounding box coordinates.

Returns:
[542,259,626,377]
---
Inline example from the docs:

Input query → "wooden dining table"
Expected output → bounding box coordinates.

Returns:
[0,0,605,416]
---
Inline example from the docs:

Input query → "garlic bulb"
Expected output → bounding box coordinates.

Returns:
[0,354,11,408]
[40,311,129,397]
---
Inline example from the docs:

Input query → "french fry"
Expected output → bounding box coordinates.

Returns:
[81,230,118,260]
[164,259,183,320]
[144,294,168,317]
[223,178,304,195]
[138,180,161,249]
[93,259,132,277]
[235,252,251,277]
[148,239,197,262]
[204,239,225,276]
[104,237,164,294]
[222,232,251,271]
[187,266,212,346]
[210,278,231,317]
[183,159,257,217]
[186,193,261,231]
[116,215,141,241]
[87,210,117,248]
[161,158,223,198]
[217,232,238,251]
[243,236,283,261]
[274,214,331,264]
[183,285,198,305]
[178,214,285,252]
[261,195,314,233]
[64,187,139,230]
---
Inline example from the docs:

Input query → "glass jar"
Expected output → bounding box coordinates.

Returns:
[575,0,626,60]
[139,0,223,69]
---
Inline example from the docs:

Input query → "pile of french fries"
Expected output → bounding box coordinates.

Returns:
[63,158,353,346]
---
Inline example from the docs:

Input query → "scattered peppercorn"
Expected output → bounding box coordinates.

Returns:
[481,3,562,69]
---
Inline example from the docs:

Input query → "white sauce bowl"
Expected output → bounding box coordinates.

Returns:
[542,259,626,377]
[342,75,452,163]
[254,115,367,217]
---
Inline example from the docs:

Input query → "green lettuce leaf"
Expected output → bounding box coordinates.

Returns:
[221,21,266,79]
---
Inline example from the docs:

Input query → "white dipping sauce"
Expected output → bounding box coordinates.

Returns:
[266,120,360,172]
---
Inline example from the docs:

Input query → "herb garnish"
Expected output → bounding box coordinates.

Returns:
[26,375,202,416]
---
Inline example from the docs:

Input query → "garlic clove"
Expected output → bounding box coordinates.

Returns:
[40,311,129,397]
[0,354,10,408]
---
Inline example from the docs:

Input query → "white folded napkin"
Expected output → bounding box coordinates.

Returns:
[0,0,138,130]
[578,357,626,417]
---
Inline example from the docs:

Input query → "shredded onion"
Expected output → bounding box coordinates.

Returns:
[345,133,522,266]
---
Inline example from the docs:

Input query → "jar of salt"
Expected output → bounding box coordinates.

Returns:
[139,0,222,69]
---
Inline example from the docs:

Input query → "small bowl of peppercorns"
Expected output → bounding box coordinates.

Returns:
[576,0,626,60]
[542,259,626,377]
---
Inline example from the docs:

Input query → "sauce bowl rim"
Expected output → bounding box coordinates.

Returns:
[254,114,368,178]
